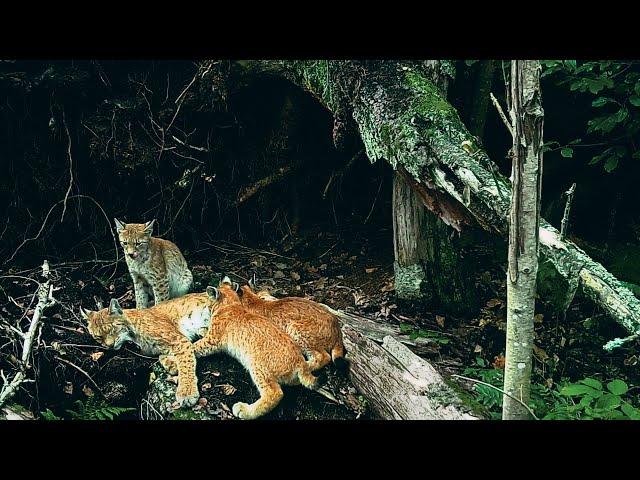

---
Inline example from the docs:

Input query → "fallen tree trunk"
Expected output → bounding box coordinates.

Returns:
[226,60,640,349]
[332,308,439,355]
[342,327,480,419]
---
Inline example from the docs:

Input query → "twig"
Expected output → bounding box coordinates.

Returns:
[364,177,384,224]
[451,374,539,420]
[560,183,576,241]
[322,148,364,199]
[5,195,119,277]
[60,110,75,222]
[490,92,514,138]
[54,357,104,397]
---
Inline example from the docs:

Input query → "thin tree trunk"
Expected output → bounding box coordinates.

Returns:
[502,60,544,420]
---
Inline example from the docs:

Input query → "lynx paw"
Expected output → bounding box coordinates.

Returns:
[175,387,200,408]
[232,402,251,419]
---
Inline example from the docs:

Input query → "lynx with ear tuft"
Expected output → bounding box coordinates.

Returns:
[239,284,346,372]
[114,218,193,309]
[193,280,322,420]
[81,292,216,408]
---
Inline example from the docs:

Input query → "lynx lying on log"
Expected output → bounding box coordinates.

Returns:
[81,295,212,408]
[193,279,322,420]
[240,284,346,371]
[114,218,193,309]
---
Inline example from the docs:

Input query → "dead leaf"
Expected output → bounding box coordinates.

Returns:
[201,382,212,391]
[82,385,94,397]
[90,351,104,362]
[63,382,73,395]
[534,313,544,324]
[436,315,445,328]
[307,265,318,273]
[149,372,157,385]
[365,267,377,274]
[624,355,638,366]
[381,281,395,293]
[545,378,554,388]
[474,344,483,353]
[492,355,505,369]
[274,271,285,279]
[212,371,221,377]
[532,344,549,361]
[166,375,179,384]
[319,264,328,271]
[220,402,230,412]
[290,272,301,281]
[219,384,237,396]
[486,298,502,308]
[198,397,208,407]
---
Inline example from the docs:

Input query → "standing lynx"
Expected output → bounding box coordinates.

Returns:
[240,284,346,371]
[193,279,322,420]
[115,219,193,309]
[81,296,210,408]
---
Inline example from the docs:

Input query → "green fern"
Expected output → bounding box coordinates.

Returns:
[41,408,62,420]
[65,397,134,420]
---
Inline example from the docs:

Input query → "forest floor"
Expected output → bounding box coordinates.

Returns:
[2,221,640,420]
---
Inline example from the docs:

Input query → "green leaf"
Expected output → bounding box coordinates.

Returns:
[630,95,640,107]
[560,384,599,397]
[409,331,418,340]
[621,402,640,419]
[607,379,628,395]
[560,148,574,158]
[580,378,603,390]
[595,393,622,410]
[592,97,613,107]
[476,357,486,367]
[399,323,413,333]
[604,156,619,172]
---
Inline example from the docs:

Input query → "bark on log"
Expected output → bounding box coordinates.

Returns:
[227,60,640,348]
[342,327,480,420]
[325,306,439,355]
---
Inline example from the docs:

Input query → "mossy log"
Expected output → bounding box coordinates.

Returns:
[227,60,640,350]
[343,327,480,420]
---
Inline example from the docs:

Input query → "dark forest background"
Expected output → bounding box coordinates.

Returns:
[1,60,639,287]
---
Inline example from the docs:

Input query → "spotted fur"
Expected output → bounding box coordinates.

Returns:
[115,219,193,309]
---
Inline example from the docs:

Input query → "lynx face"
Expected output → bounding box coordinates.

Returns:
[114,219,154,261]
[81,300,131,350]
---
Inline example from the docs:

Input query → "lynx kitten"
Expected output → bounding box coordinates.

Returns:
[115,219,193,309]
[193,279,322,420]
[81,296,210,408]
[240,284,346,371]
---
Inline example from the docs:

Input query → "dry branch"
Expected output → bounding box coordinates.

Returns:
[236,165,294,205]
[0,260,56,408]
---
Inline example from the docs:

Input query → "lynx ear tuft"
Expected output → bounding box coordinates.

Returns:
[232,282,239,292]
[206,286,219,300]
[221,275,232,285]
[79,307,92,320]
[144,219,156,235]
[114,218,125,233]
[108,298,123,316]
